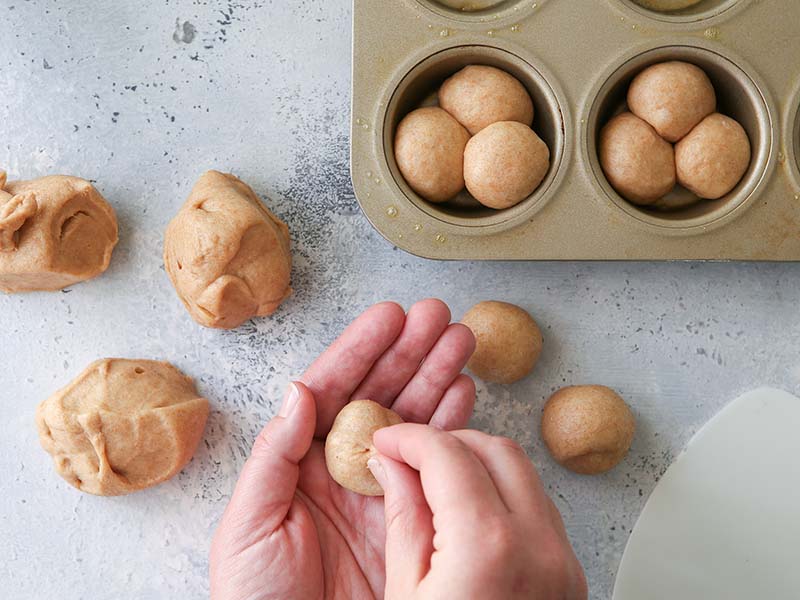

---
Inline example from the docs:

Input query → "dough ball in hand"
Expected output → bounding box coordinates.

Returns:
[461,300,543,384]
[394,107,470,203]
[439,65,534,135]
[599,112,676,205]
[36,359,209,496]
[0,172,118,293]
[164,170,292,329]
[325,400,404,496]
[541,385,635,475]
[675,113,751,200]
[464,121,550,209]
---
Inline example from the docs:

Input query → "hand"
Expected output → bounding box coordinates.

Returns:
[210,299,477,600]
[370,425,588,600]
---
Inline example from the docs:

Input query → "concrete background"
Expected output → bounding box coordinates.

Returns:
[1,1,798,598]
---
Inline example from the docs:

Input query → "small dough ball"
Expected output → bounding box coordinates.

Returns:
[464,121,550,209]
[394,107,470,203]
[634,0,703,10]
[461,301,543,384]
[164,170,292,329]
[599,112,676,205]
[439,65,534,135]
[675,113,751,199]
[542,385,635,475]
[628,61,716,142]
[325,400,404,496]
[36,359,210,496]
[0,172,118,293]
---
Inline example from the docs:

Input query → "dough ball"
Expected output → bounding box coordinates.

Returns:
[633,0,703,10]
[675,113,751,199]
[464,121,550,209]
[628,61,716,142]
[394,107,470,203]
[164,170,292,329]
[439,65,534,135]
[0,172,117,293]
[599,112,676,205]
[461,301,543,384]
[541,385,635,475]
[325,400,404,496]
[36,359,209,496]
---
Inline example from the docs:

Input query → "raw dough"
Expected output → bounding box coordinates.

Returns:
[0,172,118,293]
[36,358,209,496]
[164,170,292,329]
[461,300,543,384]
[325,400,403,496]
[463,121,550,209]
[439,65,534,135]
[541,385,635,475]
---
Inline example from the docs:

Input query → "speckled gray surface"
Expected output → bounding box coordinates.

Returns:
[1,2,799,599]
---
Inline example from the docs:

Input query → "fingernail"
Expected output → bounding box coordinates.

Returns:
[278,382,300,418]
[367,457,386,489]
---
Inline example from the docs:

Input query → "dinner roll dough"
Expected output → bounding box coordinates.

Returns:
[439,65,534,135]
[542,385,635,475]
[675,113,751,199]
[464,121,550,209]
[325,400,404,496]
[0,172,117,293]
[599,112,676,205]
[628,61,716,142]
[164,170,292,329]
[461,301,543,384]
[394,107,470,203]
[36,359,209,496]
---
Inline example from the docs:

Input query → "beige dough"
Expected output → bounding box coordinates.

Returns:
[464,121,550,210]
[164,170,292,329]
[439,65,534,135]
[628,61,716,143]
[325,400,404,496]
[461,300,543,384]
[675,113,751,200]
[394,107,470,203]
[599,112,676,205]
[0,172,118,293]
[541,385,635,475]
[36,358,209,496]
[634,0,704,10]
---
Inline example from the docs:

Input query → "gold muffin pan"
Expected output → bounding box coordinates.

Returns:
[351,0,800,260]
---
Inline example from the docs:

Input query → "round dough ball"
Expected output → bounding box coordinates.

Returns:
[675,113,751,199]
[464,121,550,209]
[439,65,534,135]
[36,359,209,496]
[461,301,543,384]
[394,107,470,203]
[541,385,635,475]
[325,400,404,496]
[628,61,716,142]
[599,112,676,205]
[0,172,118,293]
[634,0,703,10]
[164,170,292,329]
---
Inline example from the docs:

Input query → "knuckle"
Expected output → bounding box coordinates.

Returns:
[493,436,527,457]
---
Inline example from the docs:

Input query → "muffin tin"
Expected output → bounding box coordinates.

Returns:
[351,0,800,260]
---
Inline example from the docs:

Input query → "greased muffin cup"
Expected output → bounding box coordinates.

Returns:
[351,0,799,260]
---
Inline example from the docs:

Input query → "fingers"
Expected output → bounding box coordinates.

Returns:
[351,299,451,407]
[428,374,475,430]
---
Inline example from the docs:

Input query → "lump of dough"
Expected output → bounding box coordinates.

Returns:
[394,107,470,203]
[164,170,292,329]
[325,400,403,496]
[463,121,550,209]
[675,113,751,199]
[0,172,118,293]
[541,385,635,475]
[439,65,534,135]
[627,61,716,142]
[36,358,209,496]
[461,300,543,384]
[599,112,676,205]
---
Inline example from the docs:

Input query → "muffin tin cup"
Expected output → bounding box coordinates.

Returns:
[786,81,800,194]
[413,0,532,27]
[613,0,752,27]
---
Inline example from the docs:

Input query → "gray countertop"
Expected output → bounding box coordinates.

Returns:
[1,2,798,598]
